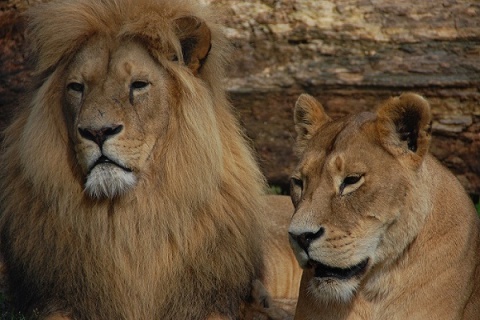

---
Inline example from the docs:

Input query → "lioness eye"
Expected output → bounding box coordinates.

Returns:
[291,177,303,189]
[130,80,149,90]
[290,177,304,207]
[339,174,364,196]
[67,82,84,93]
[343,175,362,186]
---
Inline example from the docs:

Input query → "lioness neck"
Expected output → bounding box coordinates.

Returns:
[362,155,480,319]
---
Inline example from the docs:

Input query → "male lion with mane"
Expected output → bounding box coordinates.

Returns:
[0,0,300,319]
[288,93,480,319]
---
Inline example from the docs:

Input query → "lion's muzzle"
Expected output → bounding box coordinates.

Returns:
[76,123,137,199]
[78,124,123,148]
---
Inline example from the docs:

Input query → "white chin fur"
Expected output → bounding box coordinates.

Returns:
[85,165,137,199]
[309,278,359,303]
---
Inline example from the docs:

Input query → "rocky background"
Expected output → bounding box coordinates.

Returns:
[1,0,479,198]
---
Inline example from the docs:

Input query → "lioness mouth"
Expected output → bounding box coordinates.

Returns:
[91,156,132,173]
[311,259,369,280]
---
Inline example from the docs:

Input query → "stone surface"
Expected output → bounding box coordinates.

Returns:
[1,0,479,195]
[208,0,480,196]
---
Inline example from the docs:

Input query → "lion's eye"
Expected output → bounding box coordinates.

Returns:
[130,80,149,90]
[339,174,364,196]
[67,82,84,93]
[290,177,304,207]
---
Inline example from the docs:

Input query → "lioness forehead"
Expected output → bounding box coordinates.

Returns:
[299,112,378,174]
[308,112,376,153]
[334,112,377,145]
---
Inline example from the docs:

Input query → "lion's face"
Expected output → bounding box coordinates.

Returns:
[0,1,270,317]
[63,37,173,198]
[289,94,432,302]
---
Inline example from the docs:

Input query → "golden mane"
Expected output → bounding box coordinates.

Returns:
[0,0,269,318]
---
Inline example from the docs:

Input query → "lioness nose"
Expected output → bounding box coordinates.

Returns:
[289,227,325,252]
[78,125,123,147]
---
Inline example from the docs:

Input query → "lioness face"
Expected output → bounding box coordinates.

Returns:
[63,37,171,198]
[289,116,406,302]
[289,94,432,303]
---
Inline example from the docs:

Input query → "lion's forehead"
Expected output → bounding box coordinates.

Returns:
[69,38,157,85]
[70,40,108,73]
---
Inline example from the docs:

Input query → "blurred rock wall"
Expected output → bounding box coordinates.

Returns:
[210,0,480,196]
[1,0,479,195]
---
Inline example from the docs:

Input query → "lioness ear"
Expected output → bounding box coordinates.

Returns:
[174,16,212,75]
[376,93,432,167]
[294,94,331,153]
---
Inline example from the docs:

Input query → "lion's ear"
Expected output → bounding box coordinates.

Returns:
[376,93,432,168]
[294,94,332,154]
[174,16,212,75]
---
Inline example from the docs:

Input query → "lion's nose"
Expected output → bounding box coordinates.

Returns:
[78,124,123,147]
[289,227,325,252]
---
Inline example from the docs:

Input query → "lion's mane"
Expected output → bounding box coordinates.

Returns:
[0,0,267,318]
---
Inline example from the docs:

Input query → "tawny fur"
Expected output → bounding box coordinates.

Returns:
[289,93,480,320]
[0,0,300,319]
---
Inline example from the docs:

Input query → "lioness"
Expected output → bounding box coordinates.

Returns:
[0,0,299,319]
[288,93,480,319]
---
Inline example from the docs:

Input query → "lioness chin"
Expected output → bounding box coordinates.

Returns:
[288,93,480,320]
